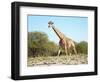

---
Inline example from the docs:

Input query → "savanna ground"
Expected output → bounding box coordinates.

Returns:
[27,54,88,67]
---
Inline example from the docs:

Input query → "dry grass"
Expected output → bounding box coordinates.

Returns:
[27,54,88,67]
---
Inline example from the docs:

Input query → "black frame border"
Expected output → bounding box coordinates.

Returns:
[11,1,98,80]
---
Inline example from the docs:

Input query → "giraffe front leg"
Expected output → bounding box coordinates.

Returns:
[64,46,68,56]
[57,49,61,57]
[65,46,69,62]
[56,47,61,64]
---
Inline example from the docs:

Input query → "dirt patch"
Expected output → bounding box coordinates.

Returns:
[27,54,88,67]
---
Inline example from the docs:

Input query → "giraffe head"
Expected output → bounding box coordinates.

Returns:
[48,21,54,28]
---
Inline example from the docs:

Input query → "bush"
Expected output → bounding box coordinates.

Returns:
[76,41,88,54]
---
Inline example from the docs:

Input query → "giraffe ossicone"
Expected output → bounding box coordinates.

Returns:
[48,21,54,27]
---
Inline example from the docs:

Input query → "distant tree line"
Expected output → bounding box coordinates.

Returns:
[28,32,88,57]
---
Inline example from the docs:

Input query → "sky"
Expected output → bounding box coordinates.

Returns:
[28,15,88,44]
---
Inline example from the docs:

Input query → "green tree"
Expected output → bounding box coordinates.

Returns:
[28,31,58,57]
[76,41,88,54]
[28,31,49,48]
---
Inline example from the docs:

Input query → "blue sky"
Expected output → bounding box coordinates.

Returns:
[28,15,88,44]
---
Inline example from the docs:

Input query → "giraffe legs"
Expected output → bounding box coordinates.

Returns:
[73,47,77,55]
[57,46,68,56]
[69,49,71,56]
[64,46,68,56]
[57,47,61,63]
[57,49,61,57]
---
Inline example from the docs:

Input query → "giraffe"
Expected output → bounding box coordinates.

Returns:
[48,21,77,56]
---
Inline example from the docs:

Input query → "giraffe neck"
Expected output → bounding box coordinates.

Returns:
[52,26,64,40]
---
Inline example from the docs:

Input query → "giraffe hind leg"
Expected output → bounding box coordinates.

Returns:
[73,47,77,55]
